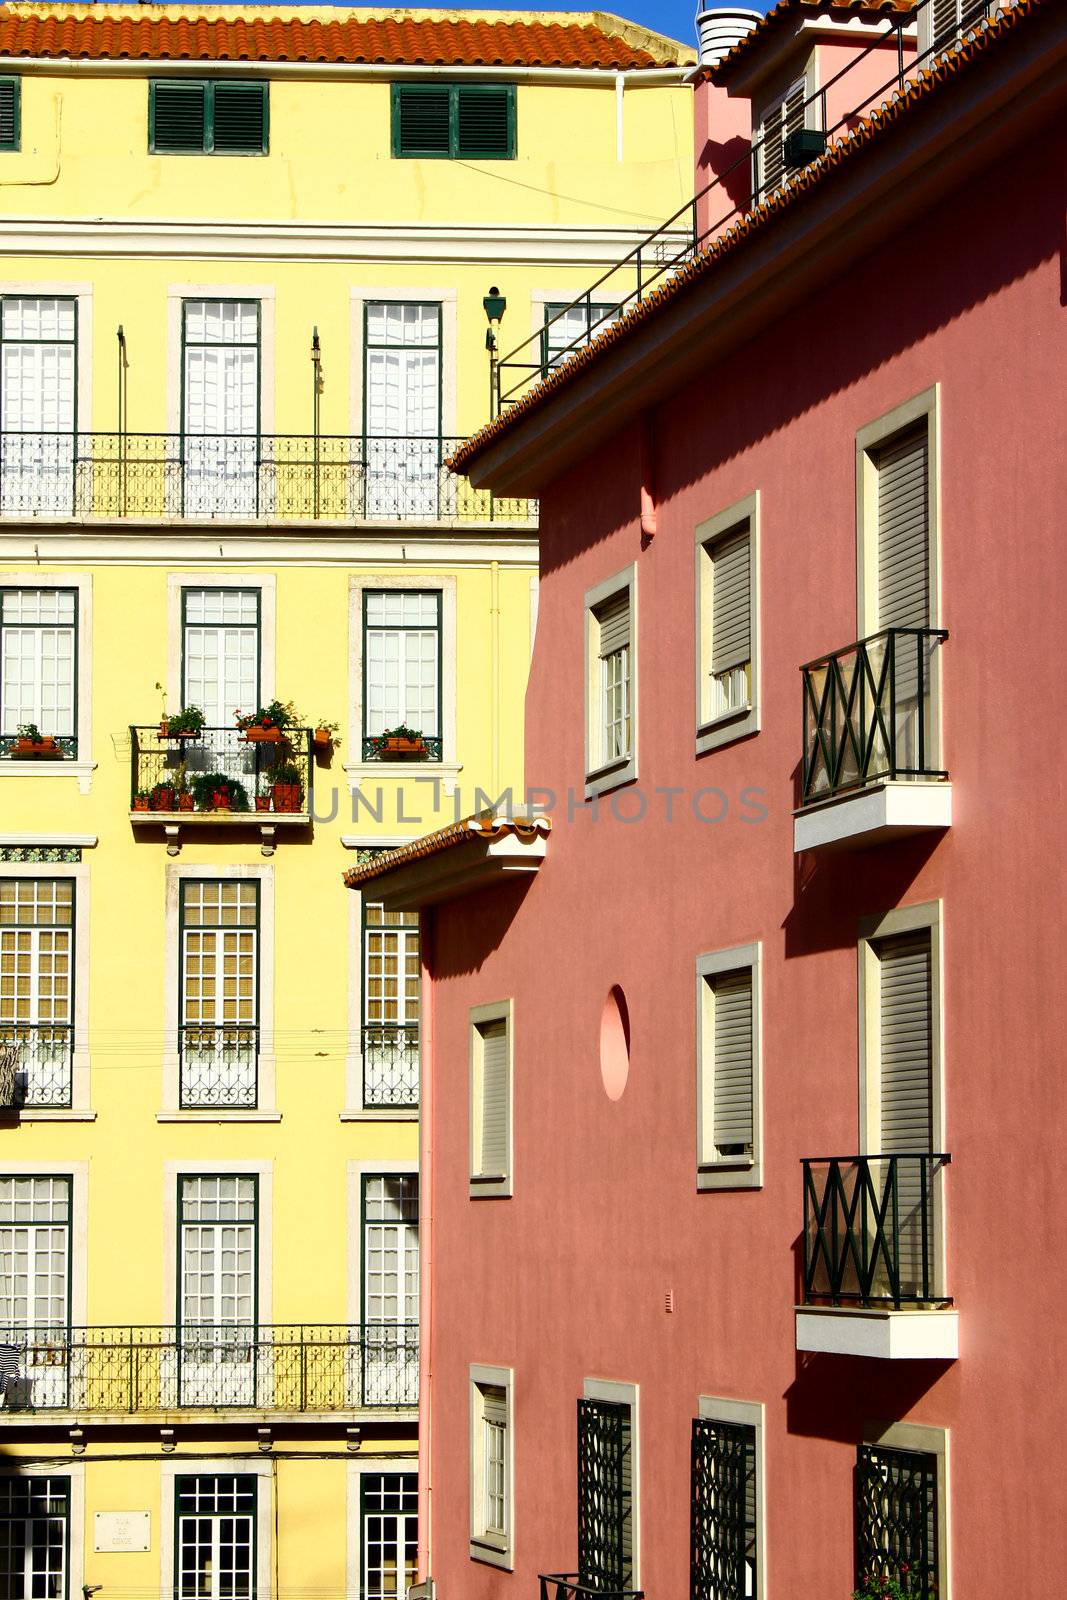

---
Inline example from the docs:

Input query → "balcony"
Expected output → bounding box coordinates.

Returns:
[129,725,313,855]
[0,432,535,526]
[0,1024,73,1109]
[180,1024,258,1110]
[797,1155,958,1359]
[0,1323,418,1418]
[794,628,951,852]
[362,1024,420,1111]
[539,1580,644,1600]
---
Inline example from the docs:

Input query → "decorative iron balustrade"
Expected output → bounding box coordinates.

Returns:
[0,1323,418,1413]
[493,0,993,411]
[130,725,313,814]
[800,628,948,804]
[362,1025,420,1109]
[0,433,536,525]
[361,734,444,762]
[539,1577,644,1600]
[802,1155,951,1309]
[0,1023,73,1108]
[0,733,77,760]
[180,1024,258,1109]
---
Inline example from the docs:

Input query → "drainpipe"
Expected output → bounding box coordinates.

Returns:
[490,560,501,795]
[417,907,435,1582]
[615,72,626,162]
[639,414,657,542]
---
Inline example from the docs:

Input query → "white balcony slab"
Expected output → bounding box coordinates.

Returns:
[794,780,951,853]
[795,1306,959,1360]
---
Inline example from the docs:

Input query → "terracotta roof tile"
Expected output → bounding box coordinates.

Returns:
[0,5,683,68]
[342,812,551,890]
[710,0,918,84]
[452,0,1043,477]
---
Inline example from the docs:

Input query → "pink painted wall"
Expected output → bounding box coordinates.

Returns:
[422,111,1067,1599]
[693,79,751,240]
[816,37,919,137]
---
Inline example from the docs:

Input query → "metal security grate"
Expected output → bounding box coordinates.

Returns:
[577,1398,632,1592]
[856,1445,939,1596]
[691,1417,756,1600]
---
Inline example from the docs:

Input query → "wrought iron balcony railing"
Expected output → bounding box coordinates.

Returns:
[800,627,948,805]
[0,1023,73,1109]
[802,1155,951,1309]
[0,733,78,761]
[0,1323,418,1414]
[0,432,536,525]
[180,1024,258,1110]
[362,1024,420,1110]
[130,725,313,815]
[539,1577,644,1600]
[361,733,444,762]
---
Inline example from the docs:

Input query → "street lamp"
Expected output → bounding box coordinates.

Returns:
[483,286,506,417]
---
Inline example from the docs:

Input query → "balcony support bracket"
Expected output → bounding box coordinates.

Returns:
[164,824,181,857]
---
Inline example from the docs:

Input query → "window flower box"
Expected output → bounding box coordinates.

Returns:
[369,726,429,760]
[13,737,63,759]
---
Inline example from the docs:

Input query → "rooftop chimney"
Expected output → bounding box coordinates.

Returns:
[695,3,762,67]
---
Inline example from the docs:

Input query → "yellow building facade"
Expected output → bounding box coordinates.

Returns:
[0,6,692,1598]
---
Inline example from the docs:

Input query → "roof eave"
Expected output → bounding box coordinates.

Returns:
[347,830,548,912]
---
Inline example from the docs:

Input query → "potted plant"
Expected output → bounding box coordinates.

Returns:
[853,1569,926,1600]
[165,706,205,740]
[176,787,195,812]
[270,761,304,813]
[313,719,339,751]
[236,700,296,744]
[149,781,176,812]
[189,771,250,813]
[12,723,63,758]
[132,789,152,812]
[254,792,272,813]
[370,724,428,759]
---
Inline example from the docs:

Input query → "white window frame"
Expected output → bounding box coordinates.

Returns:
[0,1462,84,1600]
[345,575,460,796]
[0,862,91,1118]
[860,1421,951,1599]
[341,854,422,1121]
[696,1395,765,1600]
[166,285,275,435]
[584,564,637,798]
[695,490,760,752]
[469,1362,514,1569]
[345,1159,420,1330]
[857,900,946,1292]
[159,1458,272,1600]
[0,1161,88,1329]
[0,572,94,792]
[160,864,277,1121]
[696,943,762,1191]
[582,1377,640,1590]
[346,1457,420,1600]
[469,999,513,1200]
[162,1161,272,1330]
[165,573,276,722]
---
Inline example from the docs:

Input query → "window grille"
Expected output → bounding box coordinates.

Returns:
[690,1416,756,1600]
[0,878,74,1107]
[856,1445,939,1596]
[577,1397,633,1592]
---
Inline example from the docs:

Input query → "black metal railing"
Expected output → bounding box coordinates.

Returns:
[0,1323,419,1413]
[494,0,1003,410]
[361,733,444,762]
[0,433,536,524]
[539,1577,644,1600]
[0,733,78,760]
[130,725,313,814]
[0,1023,73,1109]
[180,1024,258,1109]
[362,1024,420,1109]
[802,1155,951,1309]
[800,627,948,804]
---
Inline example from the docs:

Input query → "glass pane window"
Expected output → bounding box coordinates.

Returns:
[600,645,630,762]
[482,1389,508,1535]
[361,1473,417,1600]
[176,1476,255,1600]
[0,590,76,742]
[363,591,441,741]
[363,1176,419,1328]
[0,1477,69,1600]
[0,1177,71,1331]
[363,904,419,1028]
[364,303,441,517]
[182,588,260,728]
[179,1176,257,1331]
[543,301,619,369]
[0,301,77,517]
[179,882,258,1110]
[0,879,74,1109]
[182,300,260,518]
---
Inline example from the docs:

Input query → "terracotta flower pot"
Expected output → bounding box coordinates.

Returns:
[255,795,271,812]
[177,792,195,812]
[243,726,285,744]
[272,782,302,813]
[212,793,232,812]
[314,728,332,749]
[159,720,169,738]
[133,796,150,812]
[150,788,175,811]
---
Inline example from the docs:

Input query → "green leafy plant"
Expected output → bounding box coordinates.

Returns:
[270,761,303,787]
[369,723,424,754]
[314,719,339,737]
[189,771,250,812]
[235,699,297,733]
[167,705,205,737]
[149,781,177,809]
[16,723,47,743]
[853,1567,929,1600]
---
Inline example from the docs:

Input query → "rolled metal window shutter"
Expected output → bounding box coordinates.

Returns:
[456,85,511,158]
[152,81,206,152]
[398,85,450,155]
[596,591,629,658]
[479,1019,508,1176]
[877,930,933,1154]
[876,424,929,631]
[711,528,751,675]
[712,969,753,1153]
[213,82,267,153]
[0,81,17,148]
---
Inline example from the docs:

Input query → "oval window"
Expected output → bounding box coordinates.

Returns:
[599,985,631,1101]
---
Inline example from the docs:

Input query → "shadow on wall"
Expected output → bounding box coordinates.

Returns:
[783,827,945,960]
[426,875,536,983]
[784,1346,954,1444]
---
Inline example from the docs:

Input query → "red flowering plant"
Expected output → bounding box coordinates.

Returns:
[853,1564,930,1600]
[234,699,297,735]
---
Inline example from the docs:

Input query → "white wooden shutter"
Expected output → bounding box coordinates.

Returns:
[757,79,805,199]
[933,0,989,49]
[876,426,929,630]
[877,930,933,1154]
[711,529,751,675]
[596,591,630,658]
[479,1019,508,1177]
[712,969,753,1155]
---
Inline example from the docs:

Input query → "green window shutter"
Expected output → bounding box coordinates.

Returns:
[456,84,514,159]
[393,84,450,158]
[0,79,21,152]
[212,81,268,154]
[150,80,206,152]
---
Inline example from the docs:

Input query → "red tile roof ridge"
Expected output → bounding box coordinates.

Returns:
[342,811,551,890]
[450,0,1043,477]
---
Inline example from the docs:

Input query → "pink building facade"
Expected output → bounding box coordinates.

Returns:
[346,2,1067,1596]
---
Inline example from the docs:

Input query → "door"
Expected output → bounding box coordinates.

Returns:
[361,1175,418,1406]
[362,590,441,754]
[362,904,420,1109]
[873,424,930,774]
[181,587,260,787]
[176,1476,255,1600]
[364,303,441,517]
[0,298,76,517]
[179,881,258,1110]
[361,1473,417,1600]
[0,1177,71,1410]
[0,878,74,1109]
[178,1176,258,1406]
[183,300,260,518]
[874,930,935,1299]
[0,1477,69,1598]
